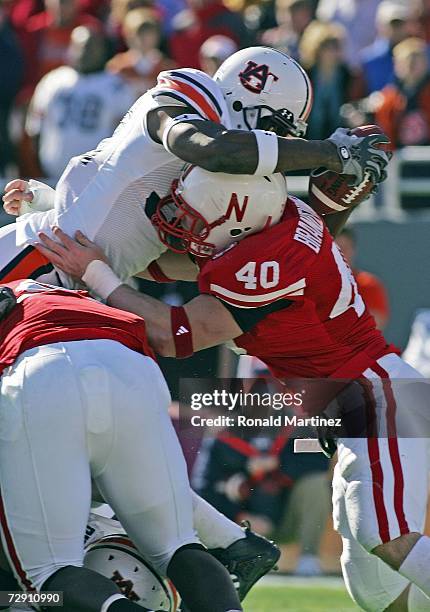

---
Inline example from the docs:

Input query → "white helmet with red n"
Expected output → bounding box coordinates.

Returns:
[153,166,288,257]
[84,535,180,611]
[214,46,313,137]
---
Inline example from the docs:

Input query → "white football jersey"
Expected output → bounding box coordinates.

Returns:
[17,68,232,284]
[26,66,137,180]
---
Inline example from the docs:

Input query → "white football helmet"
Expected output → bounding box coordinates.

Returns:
[214,46,313,137]
[84,535,180,611]
[153,166,288,256]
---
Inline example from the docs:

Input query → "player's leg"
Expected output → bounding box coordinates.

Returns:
[0,222,53,283]
[191,490,280,600]
[82,340,242,612]
[0,343,144,612]
[334,467,410,612]
[335,354,430,605]
[365,356,430,598]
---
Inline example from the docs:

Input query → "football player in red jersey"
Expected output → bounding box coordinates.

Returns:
[1,47,388,598]
[0,280,244,612]
[37,166,430,612]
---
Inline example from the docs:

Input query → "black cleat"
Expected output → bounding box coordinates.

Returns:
[209,523,281,601]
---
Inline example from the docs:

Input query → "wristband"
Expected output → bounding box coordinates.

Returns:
[252,130,279,175]
[171,305,193,358]
[82,260,122,301]
[148,260,175,283]
[162,113,204,153]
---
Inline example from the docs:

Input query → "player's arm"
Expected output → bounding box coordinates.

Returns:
[106,284,242,355]
[323,208,357,238]
[34,228,277,356]
[152,110,390,184]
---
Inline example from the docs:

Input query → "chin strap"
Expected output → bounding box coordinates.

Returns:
[171,306,193,358]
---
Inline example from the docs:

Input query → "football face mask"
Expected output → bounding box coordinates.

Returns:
[152,167,289,257]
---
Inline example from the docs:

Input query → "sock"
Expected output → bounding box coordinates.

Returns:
[192,492,245,549]
[398,536,430,598]
[167,545,242,612]
[42,565,142,612]
[408,583,430,611]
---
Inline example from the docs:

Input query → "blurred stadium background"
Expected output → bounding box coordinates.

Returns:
[2,0,430,608]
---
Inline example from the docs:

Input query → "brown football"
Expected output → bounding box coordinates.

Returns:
[308,125,391,215]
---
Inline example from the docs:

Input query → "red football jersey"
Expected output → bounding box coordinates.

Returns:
[0,280,154,377]
[199,197,396,379]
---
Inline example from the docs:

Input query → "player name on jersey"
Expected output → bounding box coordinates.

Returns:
[292,197,324,254]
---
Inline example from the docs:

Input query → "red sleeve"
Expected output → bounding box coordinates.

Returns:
[198,223,313,309]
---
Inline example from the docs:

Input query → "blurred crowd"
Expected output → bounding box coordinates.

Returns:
[2,0,430,179]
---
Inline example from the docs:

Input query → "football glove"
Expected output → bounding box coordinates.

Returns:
[328,127,391,186]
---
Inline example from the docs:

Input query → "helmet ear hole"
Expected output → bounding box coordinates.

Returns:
[230,228,242,237]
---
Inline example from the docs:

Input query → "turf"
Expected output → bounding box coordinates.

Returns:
[243,579,360,612]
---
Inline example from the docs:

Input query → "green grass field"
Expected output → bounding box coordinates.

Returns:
[243,577,360,612]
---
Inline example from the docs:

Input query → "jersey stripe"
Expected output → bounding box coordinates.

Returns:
[0,486,36,592]
[371,363,410,537]
[169,70,223,117]
[156,77,221,123]
[360,378,391,543]
[152,91,205,119]
[0,246,52,283]
[210,278,306,307]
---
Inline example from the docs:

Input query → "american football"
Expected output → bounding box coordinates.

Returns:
[308,125,391,215]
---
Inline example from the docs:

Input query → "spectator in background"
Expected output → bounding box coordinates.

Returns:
[199,34,238,76]
[261,0,314,61]
[169,0,248,69]
[25,25,136,179]
[107,8,174,95]
[0,1,24,175]
[359,0,412,94]
[316,0,381,69]
[22,0,101,99]
[299,21,359,140]
[374,37,430,147]
[336,227,390,330]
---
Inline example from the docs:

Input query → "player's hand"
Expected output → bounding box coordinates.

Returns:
[2,179,32,215]
[35,227,109,279]
[327,128,391,186]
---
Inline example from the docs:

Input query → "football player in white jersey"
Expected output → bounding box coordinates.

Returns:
[3,46,389,286]
[1,46,390,602]
[26,26,136,181]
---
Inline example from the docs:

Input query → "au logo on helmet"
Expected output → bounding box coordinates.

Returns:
[239,61,279,93]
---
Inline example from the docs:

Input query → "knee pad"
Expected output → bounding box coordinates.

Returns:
[341,539,408,612]
[343,480,385,552]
